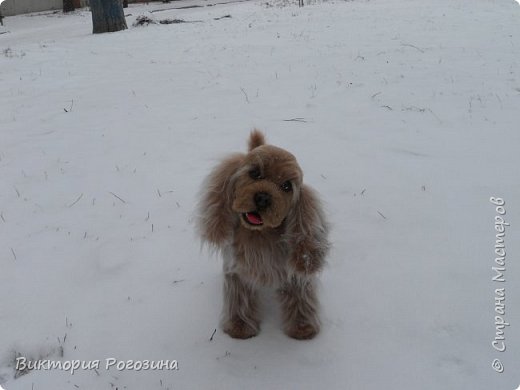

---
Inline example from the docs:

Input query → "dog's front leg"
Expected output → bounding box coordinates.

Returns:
[221,273,260,339]
[278,276,320,340]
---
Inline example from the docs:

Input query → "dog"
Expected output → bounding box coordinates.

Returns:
[197,130,330,340]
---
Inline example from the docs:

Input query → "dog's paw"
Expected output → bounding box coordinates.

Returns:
[223,318,259,339]
[285,321,319,340]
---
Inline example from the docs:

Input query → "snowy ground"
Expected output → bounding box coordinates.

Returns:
[1,0,520,388]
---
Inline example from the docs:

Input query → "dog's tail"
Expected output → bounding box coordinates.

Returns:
[248,129,266,151]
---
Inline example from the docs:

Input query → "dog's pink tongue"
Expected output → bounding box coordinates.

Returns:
[246,212,263,225]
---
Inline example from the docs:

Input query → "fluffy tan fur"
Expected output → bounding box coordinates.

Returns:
[197,130,330,340]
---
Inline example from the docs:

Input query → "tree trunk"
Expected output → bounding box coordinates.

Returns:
[123,0,128,8]
[90,0,128,34]
[63,0,75,13]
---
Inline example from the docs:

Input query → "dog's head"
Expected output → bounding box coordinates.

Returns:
[229,131,303,230]
[199,129,328,256]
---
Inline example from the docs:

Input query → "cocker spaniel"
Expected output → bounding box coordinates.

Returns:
[197,130,330,340]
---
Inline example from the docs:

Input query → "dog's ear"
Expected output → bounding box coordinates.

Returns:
[248,129,266,151]
[286,185,330,274]
[198,153,244,247]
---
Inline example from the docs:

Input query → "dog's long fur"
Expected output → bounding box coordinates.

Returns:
[197,130,330,339]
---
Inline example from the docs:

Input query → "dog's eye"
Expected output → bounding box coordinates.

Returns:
[280,180,292,192]
[249,167,262,180]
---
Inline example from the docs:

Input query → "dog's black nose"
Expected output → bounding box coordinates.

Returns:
[254,192,272,210]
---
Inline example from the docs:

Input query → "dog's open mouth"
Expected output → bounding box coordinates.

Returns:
[243,212,263,226]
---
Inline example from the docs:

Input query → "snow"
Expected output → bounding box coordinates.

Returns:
[1,0,520,388]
